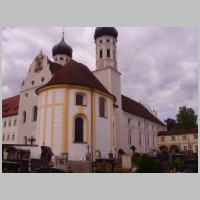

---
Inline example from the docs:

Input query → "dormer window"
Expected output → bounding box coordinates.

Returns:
[60,57,64,60]
[100,40,102,43]
[107,39,110,42]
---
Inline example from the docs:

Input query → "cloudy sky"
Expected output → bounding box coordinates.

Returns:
[2,27,198,122]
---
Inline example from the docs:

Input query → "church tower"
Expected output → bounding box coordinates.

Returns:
[93,27,123,151]
[52,31,73,66]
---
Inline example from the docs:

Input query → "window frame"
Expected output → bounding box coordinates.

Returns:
[107,49,110,57]
[22,111,26,123]
[139,132,142,146]
[3,121,6,127]
[100,49,103,58]
[194,134,198,139]
[99,97,107,118]
[182,135,187,140]
[74,117,84,143]
[32,106,38,122]
[171,136,176,141]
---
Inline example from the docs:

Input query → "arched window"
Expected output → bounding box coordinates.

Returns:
[128,129,132,145]
[32,106,38,121]
[99,97,106,117]
[22,111,26,123]
[75,117,84,142]
[139,132,142,146]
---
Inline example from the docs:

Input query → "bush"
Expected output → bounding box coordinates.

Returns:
[137,154,161,173]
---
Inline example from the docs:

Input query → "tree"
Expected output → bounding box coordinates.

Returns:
[176,106,197,129]
[164,118,176,130]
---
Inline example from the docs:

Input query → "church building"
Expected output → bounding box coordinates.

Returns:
[2,27,166,160]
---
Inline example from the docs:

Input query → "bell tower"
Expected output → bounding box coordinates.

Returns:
[93,27,122,150]
[95,27,118,70]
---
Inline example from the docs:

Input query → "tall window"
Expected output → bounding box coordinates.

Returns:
[99,97,106,117]
[8,120,11,127]
[182,135,186,140]
[3,121,6,127]
[75,117,84,142]
[32,106,38,121]
[14,119,17,126]
[194,134,198,139]
[172,136,175,141]
[107,49,110,57]
[24,136,27,145]
[139,133,142,146]
[128,118,131,125]
[76,94,84,105]
[153,135,155,146]
[195,145,198,153]
[7,135,10,141]
[2,135,5,141]
[12,134,15,141]
[22,111,26,123]
[100,50,103,58]
[128,130,132,145]
[147,133,149,146]
[183,146,187,151]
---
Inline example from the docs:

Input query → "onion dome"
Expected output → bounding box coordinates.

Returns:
[94,27,118,40]
[52,35,73,58]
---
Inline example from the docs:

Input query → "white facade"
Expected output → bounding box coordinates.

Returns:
[2,27,167,161]
[2,115,18,144]
[37,86,115,160]
[16,52,53,144]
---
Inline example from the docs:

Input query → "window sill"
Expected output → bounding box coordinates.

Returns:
[75,104,87,107]
[99,116,108,119]
[73,141,87,144]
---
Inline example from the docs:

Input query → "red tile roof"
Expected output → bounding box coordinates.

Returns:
[121,95,165,126]
[158,127,198,136]
[2,95,20,117]
[39,59,113,97]
[48,59,63,75]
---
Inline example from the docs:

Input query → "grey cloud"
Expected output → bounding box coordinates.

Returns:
[2,27,198,122]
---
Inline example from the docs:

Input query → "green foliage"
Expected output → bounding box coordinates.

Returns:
[176,106,197,129]
[132,153,141,166]
[177,160,185,172]
[136,154,161,173]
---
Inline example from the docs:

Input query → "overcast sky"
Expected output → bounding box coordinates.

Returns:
[2,27,198,122]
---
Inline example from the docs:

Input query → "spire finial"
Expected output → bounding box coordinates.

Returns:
[62,27,65,40]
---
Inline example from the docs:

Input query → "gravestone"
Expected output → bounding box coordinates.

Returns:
[122,154,132,172]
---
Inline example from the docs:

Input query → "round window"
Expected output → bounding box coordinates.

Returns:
[41,77,44,82]
[24,93,28,98]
